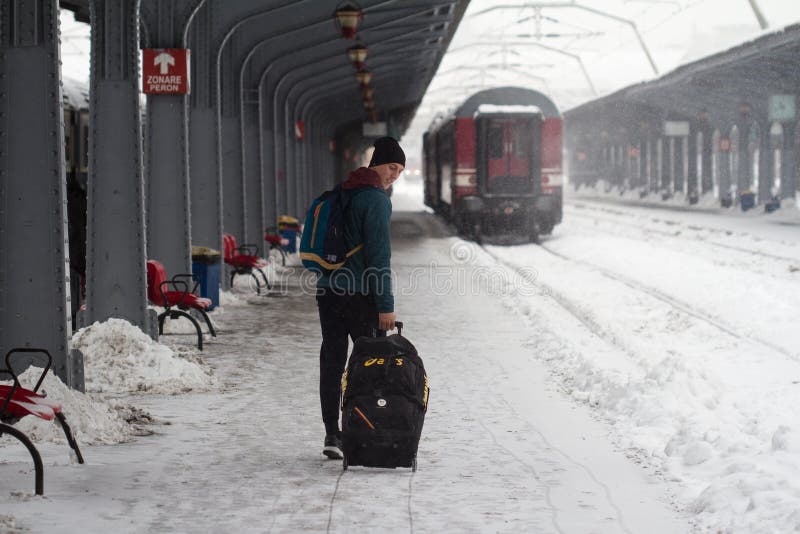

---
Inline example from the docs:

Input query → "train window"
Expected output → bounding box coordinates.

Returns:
[514,126,531,158]
[437,123,454,163]
[488,125,503,159]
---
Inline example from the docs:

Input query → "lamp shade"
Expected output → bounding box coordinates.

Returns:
[347,44,368,69]
[355,69,371,85]
[334,3,363,39]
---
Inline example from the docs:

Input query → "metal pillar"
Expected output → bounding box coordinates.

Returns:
[659,138,669,191]
[737,121,751,193]
[701,127,713,194]
[782,122,796,199]
[719,141,732,200]
[259,107,277,233]
[220,42,244,280]
[637,138,647,190]
[84,0,154,339]
[687,128,698,197]
[188,2,222,256]
[647,138,655,192]
[675,136,686,195]
[140,0,204,277]
[0,0,82,387]
[759,124,772,202]
[221,109,245,239]
[242,102,263,248]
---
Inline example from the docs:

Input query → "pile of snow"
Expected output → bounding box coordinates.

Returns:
[72,318,217,394]
[4,370,134,446]
[488,220,800,532]
[0,515,22,532]
[508,288,800,532]
[219,290,245,307]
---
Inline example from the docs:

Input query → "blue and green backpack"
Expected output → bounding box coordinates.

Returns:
[300,185,364,274]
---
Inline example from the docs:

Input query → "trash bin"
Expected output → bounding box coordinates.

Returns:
[278,215,301,253]
[740,190,756,211]
[765,196,781,213]
[191,246,221,310]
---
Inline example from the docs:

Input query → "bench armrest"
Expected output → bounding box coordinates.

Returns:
[4,349,52,393]
[172,273,200,295]
[158,279,191,308]
[238,243,260,257]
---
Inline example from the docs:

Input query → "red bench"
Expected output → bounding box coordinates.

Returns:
[223,233,270,294]
[146,260,217,350]
[264,229,289,267]
[1,348,84,496]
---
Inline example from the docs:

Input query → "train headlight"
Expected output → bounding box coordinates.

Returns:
[498,201,520,216]
[455,173,476,187]
[543,173,563,186]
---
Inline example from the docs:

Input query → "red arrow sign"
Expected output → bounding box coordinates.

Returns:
[143,49,190,95]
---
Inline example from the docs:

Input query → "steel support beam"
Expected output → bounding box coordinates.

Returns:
[84,0,155,339]
[0,0,83,388]
[187,2,222,256]
[140,0,205,277]
[782,122,796,199]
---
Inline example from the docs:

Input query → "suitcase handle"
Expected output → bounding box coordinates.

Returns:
[394,321,403,336]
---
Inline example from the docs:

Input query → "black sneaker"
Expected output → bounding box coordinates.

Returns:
[323,433,343,459]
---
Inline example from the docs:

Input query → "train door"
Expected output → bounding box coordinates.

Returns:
[482,115,540,195]
[436,122,455,210]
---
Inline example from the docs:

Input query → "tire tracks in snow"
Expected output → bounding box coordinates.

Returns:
[438,381,566,534]
[326,469,346,534]
[325,466,416,534]
[486,372,634,534]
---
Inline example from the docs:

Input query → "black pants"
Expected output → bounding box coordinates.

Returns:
[317,289,385,435]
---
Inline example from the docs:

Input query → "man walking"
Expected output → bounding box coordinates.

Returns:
[316,136,405,459]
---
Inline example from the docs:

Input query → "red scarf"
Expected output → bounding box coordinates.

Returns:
[342,167,383,190]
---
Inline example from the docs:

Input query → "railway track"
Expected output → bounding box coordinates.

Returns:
[478,240,798,363]
[566,205,800,265]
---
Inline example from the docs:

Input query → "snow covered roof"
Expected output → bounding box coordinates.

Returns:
[456,86,560,119]
[61,76,89,109]
[566,22,800,118]
[474,104,542,117]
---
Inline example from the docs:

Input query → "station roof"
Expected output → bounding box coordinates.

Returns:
[60,1,469,140]
[566,22,800,123]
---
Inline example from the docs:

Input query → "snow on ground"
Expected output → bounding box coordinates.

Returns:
[482,193,800,532]
[0,204,689,533]
[9,370,134,447]
[2,180,797,532]
[1,317,220,450]
[72,318,217,395]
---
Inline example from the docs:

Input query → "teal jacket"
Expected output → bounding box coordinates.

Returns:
[316,168,394,313]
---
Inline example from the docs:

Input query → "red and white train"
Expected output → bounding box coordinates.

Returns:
[423,87,563,242]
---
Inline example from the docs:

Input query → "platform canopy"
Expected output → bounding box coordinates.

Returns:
[60,0,469,149]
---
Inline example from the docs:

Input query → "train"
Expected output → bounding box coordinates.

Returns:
[422,87,563,242]
[62,78,91,328]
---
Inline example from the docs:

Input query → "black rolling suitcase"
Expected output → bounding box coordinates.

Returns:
[341,322,429,471]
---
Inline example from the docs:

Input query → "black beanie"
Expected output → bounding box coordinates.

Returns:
[368,136,405,168]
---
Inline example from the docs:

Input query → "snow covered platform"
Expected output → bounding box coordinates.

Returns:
[1,209,694,533]
[7,179,800,532]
